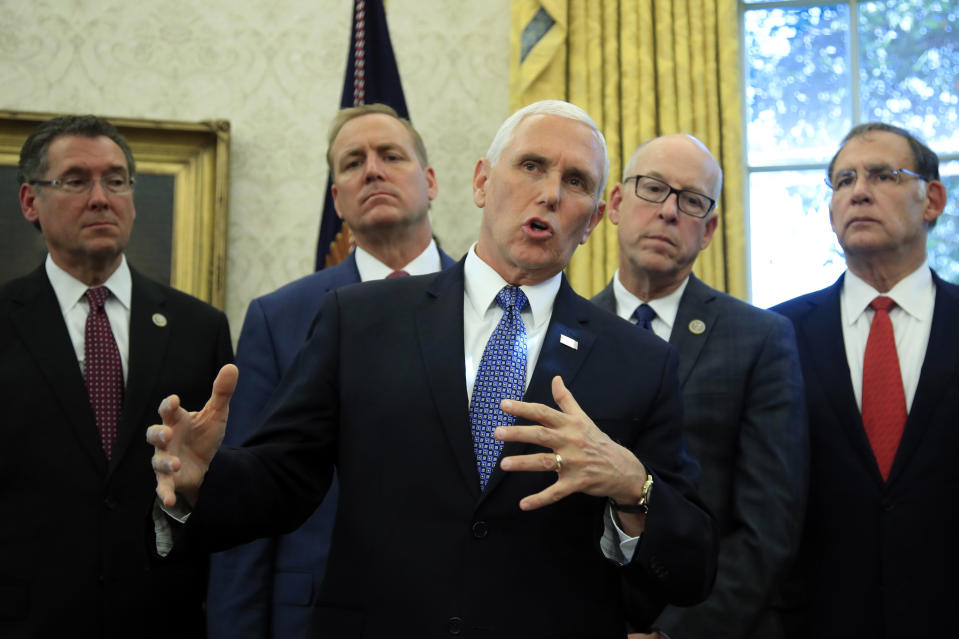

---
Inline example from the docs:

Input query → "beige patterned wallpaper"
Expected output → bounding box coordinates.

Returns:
[0,0,510,336]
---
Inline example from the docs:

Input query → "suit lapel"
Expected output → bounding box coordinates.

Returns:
[9,268,107,473]
[800,278,881,476]
[114,271,170,472]
[591,281,616,314]
[669,275,718,386]
[482,278,597,496]
[416,263,478,498]
[888,273,959,483]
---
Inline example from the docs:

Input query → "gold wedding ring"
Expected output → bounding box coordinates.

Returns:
[554,453,563,474]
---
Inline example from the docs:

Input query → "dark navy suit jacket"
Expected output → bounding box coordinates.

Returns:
[594,275,807,638]
[187,262,717,638]
[207,249,456,639]
[772,271,959,638]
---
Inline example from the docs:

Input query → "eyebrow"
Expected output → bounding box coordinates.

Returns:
[59,164,129,176]
[834,162,896,174]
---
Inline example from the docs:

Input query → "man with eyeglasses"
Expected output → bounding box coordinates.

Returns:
[771,123,955,637]
[0,115,232,638]
[592,134,807,638]
[206,103,456,639]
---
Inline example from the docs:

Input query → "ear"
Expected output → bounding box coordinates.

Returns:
[472,159,490,208]
[331,184,345,220]
[922,179,947,225]
[580,199,606,245]
[424,166,438,202]
[607,183,625,225]
[19,183,40,225]
[828,203,839,235]
[700,212,719,251]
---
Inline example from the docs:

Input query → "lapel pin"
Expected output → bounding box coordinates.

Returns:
[152,313,168,327]
[560,334,579,350]
[688,319,705,335]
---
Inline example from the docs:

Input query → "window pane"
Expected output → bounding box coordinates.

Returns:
[744,5,851,166]
[858,1,959,152]
[749,170,845,307]
[928,160,959,282]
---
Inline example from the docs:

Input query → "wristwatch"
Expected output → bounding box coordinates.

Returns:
[610,474,653,515]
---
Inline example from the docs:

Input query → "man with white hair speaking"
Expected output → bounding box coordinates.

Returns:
[151,101,717,638]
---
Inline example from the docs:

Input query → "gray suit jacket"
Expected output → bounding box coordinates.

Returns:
[594,275,807,638]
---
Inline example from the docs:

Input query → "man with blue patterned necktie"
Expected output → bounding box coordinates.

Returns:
[149,101,716,638]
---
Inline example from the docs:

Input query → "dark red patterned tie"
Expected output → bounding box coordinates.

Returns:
[861,296,906,480]
[386,270,409,278]
[84,287,124,459]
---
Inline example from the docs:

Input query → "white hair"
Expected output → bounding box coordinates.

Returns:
[485,100,610,194]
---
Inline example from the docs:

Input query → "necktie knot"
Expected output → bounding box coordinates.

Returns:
[634,303,656,330]
[870,296,896,314]
[386,270,409,279]
[496,286,528,314]
[86,286,111,310]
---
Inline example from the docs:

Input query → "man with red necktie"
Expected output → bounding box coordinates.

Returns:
[0,115,232,638]
[772,123,956,637]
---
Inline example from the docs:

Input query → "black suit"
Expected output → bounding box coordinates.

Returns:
[183,262,717,638]
[594,275,807,638]
[772,271,959,637]
[0,265,232,638]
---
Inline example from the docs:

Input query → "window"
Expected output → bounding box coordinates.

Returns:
[742,0,958,307]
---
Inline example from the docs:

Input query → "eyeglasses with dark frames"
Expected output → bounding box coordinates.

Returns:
[624,175,716,218]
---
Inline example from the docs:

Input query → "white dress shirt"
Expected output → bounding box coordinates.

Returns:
[462,246,559,400]
[45,254,132,382]
[840,263,935,412]
[354,238,442,281]
[611,269,688,342]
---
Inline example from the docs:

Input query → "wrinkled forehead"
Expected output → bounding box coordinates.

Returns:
[333,114,414,154]
[510,115,605,175]
[45,134,130,175]
[834,131,913,172]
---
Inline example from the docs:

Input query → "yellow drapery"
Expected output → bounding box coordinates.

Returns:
[510,0,746,299]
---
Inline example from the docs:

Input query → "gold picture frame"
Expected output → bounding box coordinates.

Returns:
[0,110,230,309]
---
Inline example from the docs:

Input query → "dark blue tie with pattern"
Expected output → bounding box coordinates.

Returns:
[469,286,529,489]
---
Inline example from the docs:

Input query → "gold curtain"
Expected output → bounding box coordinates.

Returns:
[510,0,746,300]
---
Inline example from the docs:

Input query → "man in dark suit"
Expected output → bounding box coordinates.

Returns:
[0,115,232,638]
[207,104,456,639]
[151,100,717,638]
[772,123,955,637]
[592,134,807,638]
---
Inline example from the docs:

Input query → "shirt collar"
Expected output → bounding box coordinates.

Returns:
[612,269,689,333]
[841,262,934,324]
[463,243,561,329]
[45,254,132,314]
[353,239,441,281]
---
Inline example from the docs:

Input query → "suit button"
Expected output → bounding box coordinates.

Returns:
[472,521,488,538]
[103,496,118,510]
[882,500,895,511]
[447,616,463,635]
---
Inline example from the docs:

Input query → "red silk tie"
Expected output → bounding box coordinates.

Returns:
[386,270,409,279]
[84,287,124,459]
[861,296,906,480]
